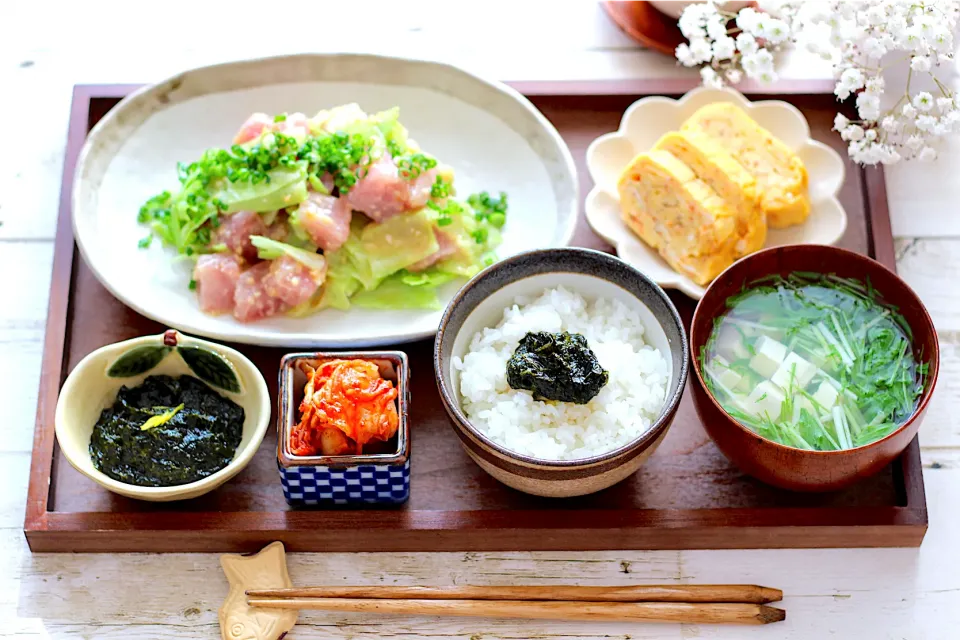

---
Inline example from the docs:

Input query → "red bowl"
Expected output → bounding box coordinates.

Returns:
[690,245,940,492]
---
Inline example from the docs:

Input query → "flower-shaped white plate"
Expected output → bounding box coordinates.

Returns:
[585,87,847,299]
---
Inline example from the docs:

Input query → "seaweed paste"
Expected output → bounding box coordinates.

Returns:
[506,331,609,404]
[89,375,244,487]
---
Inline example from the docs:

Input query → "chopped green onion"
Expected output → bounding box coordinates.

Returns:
[395,152,437,180]
[471,227,489,243]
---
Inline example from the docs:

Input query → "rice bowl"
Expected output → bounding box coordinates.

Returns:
[453,287,669,461]
[435,247,688,498]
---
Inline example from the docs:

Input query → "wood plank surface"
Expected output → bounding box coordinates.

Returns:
[4,465,959,638]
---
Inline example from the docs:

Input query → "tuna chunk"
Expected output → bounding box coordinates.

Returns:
[407,228,459,272]
[194,254,242,314]
[214,211,268,264]
[234,112,308,145]
[233,263,284,323]
[346,155,409,222]
[233,257,326,323]
[263,255,326,307]
[295,192,352,252]
[276,112,309,139]
[406,168,437,210]
[233,113,273,145]
[266,215,290,242]
[347,155,441,221]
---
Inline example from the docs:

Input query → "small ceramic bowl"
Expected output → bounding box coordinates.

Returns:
[277,352,410,506]
[435,248,689,498]
[601,0,686,56]
[690,245,940,492]
[54,330,271,501]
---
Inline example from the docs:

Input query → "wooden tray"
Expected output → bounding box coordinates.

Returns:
[24,80,927,553]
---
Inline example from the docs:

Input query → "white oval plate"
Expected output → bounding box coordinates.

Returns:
[585,87,847,299]
[74,54,578,347]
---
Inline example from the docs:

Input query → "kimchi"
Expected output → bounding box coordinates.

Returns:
[291,359,400,456]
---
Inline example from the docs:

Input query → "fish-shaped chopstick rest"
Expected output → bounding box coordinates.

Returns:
[219,542,298,640]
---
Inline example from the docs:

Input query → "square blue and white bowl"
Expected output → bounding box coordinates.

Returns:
[277,351,410,506]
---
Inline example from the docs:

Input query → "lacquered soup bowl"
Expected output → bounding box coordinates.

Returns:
[690,245,939,492]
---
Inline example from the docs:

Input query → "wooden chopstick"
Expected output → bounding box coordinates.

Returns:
[244,597,786,625]
[246,584,782,604]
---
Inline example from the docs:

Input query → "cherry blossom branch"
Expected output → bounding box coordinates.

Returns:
[674,0,960,165]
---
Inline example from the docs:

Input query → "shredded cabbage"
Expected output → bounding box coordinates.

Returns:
[250,235,326,273]
[214,163,308,214]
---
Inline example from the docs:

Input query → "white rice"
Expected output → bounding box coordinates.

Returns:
[452,286,670,461]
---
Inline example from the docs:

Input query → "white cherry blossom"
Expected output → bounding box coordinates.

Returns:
[905,134,925,151]
[690,38,713,63]
[736,32,759,54]
[916,114,938,132]
[913,92,934,112]
[911,55,932,72]
[833,113,851,131]
[856,93,881,121]
[675,43,697,67]
[701,66,723,89]
[712,36,737,60]
[862,37,887,60]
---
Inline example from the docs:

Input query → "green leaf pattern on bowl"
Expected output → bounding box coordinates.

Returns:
[107,346,172,378]
[177,346,241,393]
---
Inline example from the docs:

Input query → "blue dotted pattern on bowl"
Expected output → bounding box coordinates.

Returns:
[279,460,410,505]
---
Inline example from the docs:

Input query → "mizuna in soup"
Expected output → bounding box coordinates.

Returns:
[700,273,928,451]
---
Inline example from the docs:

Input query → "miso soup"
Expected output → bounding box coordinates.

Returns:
[700,272,928,451]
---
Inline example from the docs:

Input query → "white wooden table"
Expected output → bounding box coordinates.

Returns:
[2,2,958,637]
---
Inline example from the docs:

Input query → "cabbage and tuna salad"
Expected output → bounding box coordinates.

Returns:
[137,104,507,323]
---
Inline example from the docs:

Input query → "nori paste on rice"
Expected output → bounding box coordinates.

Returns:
[506,331,609,404]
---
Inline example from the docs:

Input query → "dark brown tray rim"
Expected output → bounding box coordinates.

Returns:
[23,80,925,553]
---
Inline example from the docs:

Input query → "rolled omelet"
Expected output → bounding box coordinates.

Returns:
[680,103,809,228]
[617,149,738,285]
[654,130,766,256]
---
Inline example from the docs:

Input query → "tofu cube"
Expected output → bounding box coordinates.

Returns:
[745,381,786,420]
[771,352,818,390]
[811,380,840,409]
[807,351,828,369]
[791,396,815,424]
[734,373,754,393]
[708,356,743,390]
[748,336,787,379]
[716,325,750,362]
